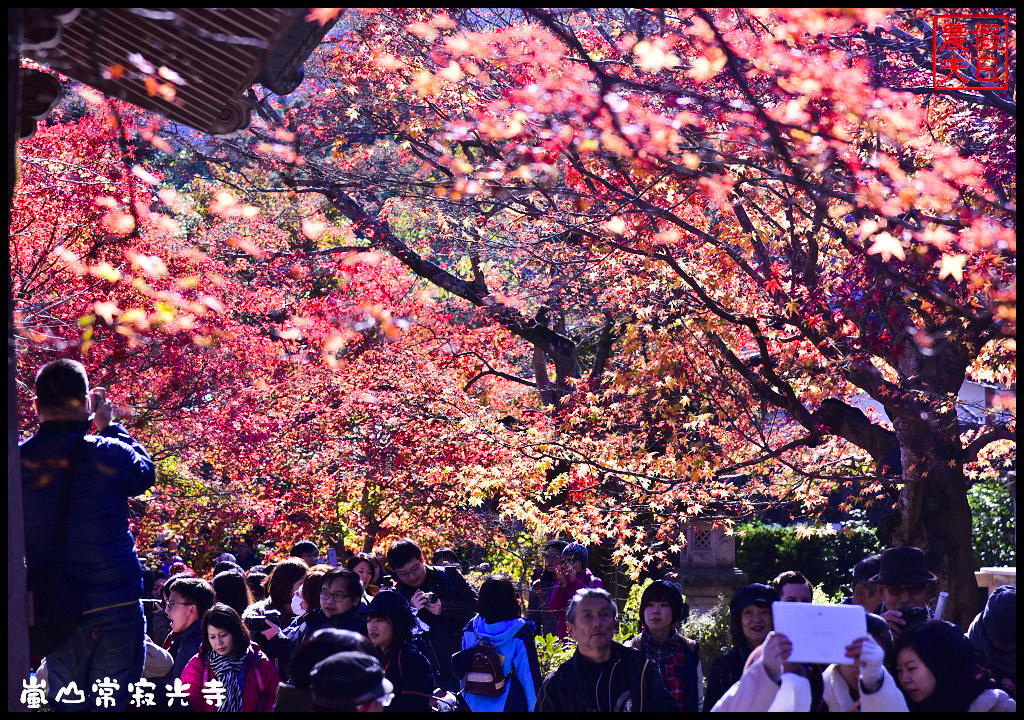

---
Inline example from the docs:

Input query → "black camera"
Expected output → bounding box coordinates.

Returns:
[900,606,930,628]
[423,592,438,604]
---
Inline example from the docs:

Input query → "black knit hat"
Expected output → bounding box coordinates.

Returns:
[639,580,687,627]
[360,589,417,633]
[729,583,777,615]
[310,651,393,710]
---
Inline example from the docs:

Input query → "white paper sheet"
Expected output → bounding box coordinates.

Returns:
[771,602,867,665]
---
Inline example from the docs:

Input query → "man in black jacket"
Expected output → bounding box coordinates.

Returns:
[261,568,367,681]
[536,588,677,712]
[387,538,478,692]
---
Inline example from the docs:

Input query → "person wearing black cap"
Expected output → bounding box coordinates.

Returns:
[703,583,777,712]
[872,547,936,638]
[967,585,1016,697]
[848,554,884,613]
[310,651,394,712]
[627,580,703,711]
[363,589,437,712]
[274,628,374,712]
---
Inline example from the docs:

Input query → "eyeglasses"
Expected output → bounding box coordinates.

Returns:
[394,563,423,580]
[884,584,927,596]
[319,590,350,603]
[165,600,195,610]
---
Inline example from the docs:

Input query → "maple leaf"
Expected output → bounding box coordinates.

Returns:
[306,8,341,26]
[936,254,967,282]
[866,232,905,262]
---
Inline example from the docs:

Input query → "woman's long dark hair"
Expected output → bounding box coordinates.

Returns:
[895,620,994,712]
[201,603,252,657]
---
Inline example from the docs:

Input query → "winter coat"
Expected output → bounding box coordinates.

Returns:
[182,643,280,712]
[535,642,678,712]
[267,606,367,682]
[242,600,297,676]
[546,569,605,638]
[709,657,810,712]
[455,616,542,712]
[22,420,155,612]
[395,565,478,690]
[165,619,204,682]
[703,644,748,711]
[380,641,437,713]
[628,630,703,711]
[821,663,909,712]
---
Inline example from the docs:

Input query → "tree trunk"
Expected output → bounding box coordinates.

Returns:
[889,407,979,629]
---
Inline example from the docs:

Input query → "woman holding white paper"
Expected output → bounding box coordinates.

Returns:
[712,630,907,712]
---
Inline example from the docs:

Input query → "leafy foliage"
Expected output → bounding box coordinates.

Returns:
[968,477,1016,568]
[735,521,882,597]
[12,9,1016,623]
[681,596,732,681]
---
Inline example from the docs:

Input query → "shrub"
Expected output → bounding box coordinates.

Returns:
[735,520,882,598]
[535,633,575,677]
[968,477,1016,568]
[681,595,731,679]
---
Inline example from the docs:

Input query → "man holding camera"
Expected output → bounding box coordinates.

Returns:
[387,538,478,691]
[871,546,936,637]
[22,359,156,710]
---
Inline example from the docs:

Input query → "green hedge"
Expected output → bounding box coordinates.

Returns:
[968,477,1016,568]
[735,520,882,598]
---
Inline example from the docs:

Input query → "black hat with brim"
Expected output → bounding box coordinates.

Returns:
[869,546,937,585]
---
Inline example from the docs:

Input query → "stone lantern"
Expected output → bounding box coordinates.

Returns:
[677,518,747,615]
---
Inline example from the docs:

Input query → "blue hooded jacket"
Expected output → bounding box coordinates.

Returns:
[457,616,542,712]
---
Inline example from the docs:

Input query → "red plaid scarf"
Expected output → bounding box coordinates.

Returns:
[634,629,693,710]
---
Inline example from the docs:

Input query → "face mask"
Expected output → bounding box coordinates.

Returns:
[291,593,305,616]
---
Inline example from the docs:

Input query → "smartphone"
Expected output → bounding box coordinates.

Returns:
[327,548,338,566]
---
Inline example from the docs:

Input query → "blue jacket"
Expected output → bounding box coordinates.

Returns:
[22,420,155,613]
[457,617,542,712]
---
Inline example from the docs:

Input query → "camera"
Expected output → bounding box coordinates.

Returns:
[424,592,438,604]
[900,606,930,628]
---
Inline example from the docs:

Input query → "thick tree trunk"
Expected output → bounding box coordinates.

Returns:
[889,407,979,629]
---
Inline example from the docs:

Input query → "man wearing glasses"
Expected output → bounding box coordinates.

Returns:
[870,546,938,638]
[261,568,367,679]
[160,576,215,708]
[387,538,478,692]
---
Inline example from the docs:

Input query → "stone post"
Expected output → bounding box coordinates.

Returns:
[678,518,747,615]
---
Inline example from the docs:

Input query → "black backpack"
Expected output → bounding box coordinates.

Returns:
[463,641,512,697]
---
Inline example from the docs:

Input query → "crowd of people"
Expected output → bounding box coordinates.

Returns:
[19,359,1020,712]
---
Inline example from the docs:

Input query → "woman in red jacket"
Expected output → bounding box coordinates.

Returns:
[183,603,280,712]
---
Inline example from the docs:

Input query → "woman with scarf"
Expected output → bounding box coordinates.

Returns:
[183,603,280,712]
[627,580,703,711]
[895,620,1015,712]
[455,575,542,712]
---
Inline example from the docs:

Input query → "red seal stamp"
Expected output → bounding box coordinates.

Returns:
[932,14,1009,90]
